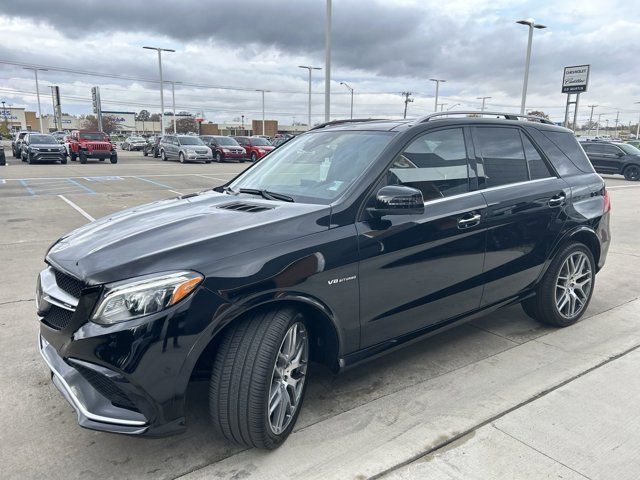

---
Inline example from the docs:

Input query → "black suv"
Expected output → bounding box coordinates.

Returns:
[37,113,610,449]
[20,133,67,164]
[580,140,640,181]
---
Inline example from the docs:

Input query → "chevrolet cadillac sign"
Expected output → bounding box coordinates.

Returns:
[562,65,590,93]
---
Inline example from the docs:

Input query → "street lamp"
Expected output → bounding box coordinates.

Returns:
[476,96,491,112]
[325,0,332,122]
[143,46,175,134]
[298,65,322,128]
[635,102,640,139]
[340,82,354,119]
[167,81,182,134]
[255,89,270,135]
[23,67,48,132]
[516,18,547,114]
[430,79,446,113]
[1,101,6,126]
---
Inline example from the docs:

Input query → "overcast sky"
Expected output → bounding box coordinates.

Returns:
[0,0,638,126]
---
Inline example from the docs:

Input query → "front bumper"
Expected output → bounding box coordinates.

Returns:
[30,151,66,162]
[82,149,116,159]
[39,335,149,434]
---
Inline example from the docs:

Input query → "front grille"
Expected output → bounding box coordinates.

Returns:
[89,143,111,151]
[42,305,74,330]
[53,269,85,298]
[195,149,209,154]
[74,363,139,412]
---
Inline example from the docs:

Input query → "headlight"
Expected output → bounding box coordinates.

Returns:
[186,148,196,154]
[258,148,265,153]
[30,146,40,151]
[90,271,203,325]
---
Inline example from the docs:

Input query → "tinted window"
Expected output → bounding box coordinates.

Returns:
[521,133,552,179]
[601,145,622,156]
[527,129,582,177]
[474,127,528,187]
[541,131,595,173]
[387,128,469,201]
[29,134,57,144]
[619,144,640,155]
[79,132,107,141]
[581,143,601,154]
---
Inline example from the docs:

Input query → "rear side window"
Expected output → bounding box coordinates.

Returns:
[387,128,470,201]
[473,127,529,187]
[521,133,552,180]
[601,145,623,156]
[540,131,595,173]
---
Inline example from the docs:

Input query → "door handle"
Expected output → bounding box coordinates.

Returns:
[458,213,482,229]
[548,193,566,207]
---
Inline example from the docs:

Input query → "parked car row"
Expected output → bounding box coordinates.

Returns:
[579,139,640,181]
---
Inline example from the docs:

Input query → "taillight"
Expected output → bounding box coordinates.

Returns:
[603,187,611,213]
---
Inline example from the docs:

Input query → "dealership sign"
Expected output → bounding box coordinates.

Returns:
[562,65,590,93]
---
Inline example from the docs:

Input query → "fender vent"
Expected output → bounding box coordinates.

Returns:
[218,202,274,213]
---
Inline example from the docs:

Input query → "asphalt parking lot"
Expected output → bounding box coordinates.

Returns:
[1,148,640,479]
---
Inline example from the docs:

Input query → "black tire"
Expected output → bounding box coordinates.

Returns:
[60,158,67,165]
[143,149,148,157]
[205,160,211,164]
[27,153,35,165]
[21,150,26,162]
[179,152,186,164]
[110,155,118,164]
[251,152,258,162]
[79,152,87,164]
[12,147,17,158]
[153,149,159,158]
[69,151,77,161]
[161,150,167,161]
[215,152,222,163]
[623,164,640,181]
[521,242,595,327]
[209,307,309,449]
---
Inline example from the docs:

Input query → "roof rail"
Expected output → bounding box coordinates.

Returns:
[416,111,555,125]
[310,118,385,131]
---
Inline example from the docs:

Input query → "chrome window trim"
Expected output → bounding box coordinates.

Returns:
[422,177,556,206]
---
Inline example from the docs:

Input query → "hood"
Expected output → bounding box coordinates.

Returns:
[32,143,63,149]
[46,191,330,284]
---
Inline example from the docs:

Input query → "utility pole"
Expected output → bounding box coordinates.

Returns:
[477,96,491,111]
[596,113,603,136]
[438,103,447,111]
[402,92,413,119]
[324,0,331,122]
[169,81,182,134]
[587,104,598,136]
[635,102,640,139]
[255,89,269,135]
[615,111,619,138]
[430,79,446,113]
[23,67,47,132]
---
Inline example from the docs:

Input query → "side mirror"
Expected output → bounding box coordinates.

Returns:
[367,185,424,218]
[617,152,625,157]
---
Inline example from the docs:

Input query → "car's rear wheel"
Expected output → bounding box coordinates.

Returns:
[623,164,640,181]
[522,242,595,327]
[209,307,309,449]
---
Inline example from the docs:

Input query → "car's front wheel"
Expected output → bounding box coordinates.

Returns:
[623,164,640,181]
[161,150,167,161]
[179,152,185,164]
[210,307,309,449]
[251,152,258,162]
[522,242,595,327]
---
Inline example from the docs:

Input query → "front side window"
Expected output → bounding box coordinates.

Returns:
[386,128,470,201]
[229,131,394,204]
[251,138,272,146]
[177,136,204,146]
[474,127,528,187]
[619,144,640,155]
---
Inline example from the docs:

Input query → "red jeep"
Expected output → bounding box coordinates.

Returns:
[68,130,118,164]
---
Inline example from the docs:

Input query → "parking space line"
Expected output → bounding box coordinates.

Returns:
[19,179,36,196]
[169,189,184,195]
[58,195,95,222]
[2,173,239,181]
[195,174,230,181]
[133,176,173,189]
[66,178,96,194]
[608,184,640,189]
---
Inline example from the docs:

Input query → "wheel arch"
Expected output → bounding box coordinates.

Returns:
[540,226,601,283]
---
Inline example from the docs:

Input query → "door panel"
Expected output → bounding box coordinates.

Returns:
[479,177,569,305]
[357,193,487,347]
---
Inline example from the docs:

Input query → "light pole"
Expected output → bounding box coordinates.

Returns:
[430,79,446,113]
[298,65,321,128]
[325,0,332,122]
[438,103,447,112]
[596,113,603,136]
[587,104,598,136]
[1,101,6,126]
[168,81,182,134]
[635,102,640,139]
[516,19,546,114]
[340,82,354,119]
[477,96,491,111]
[23,67,47,132]
[143,46,175,134]
[256,89,269,135]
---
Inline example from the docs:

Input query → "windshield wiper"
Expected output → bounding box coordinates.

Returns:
[237,188,294,202]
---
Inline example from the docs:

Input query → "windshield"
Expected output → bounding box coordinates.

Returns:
[178,136,205,146]
[80,132,107,141]
[228,131,394,204]
[129,136,144,141]
[216,137,240,146]
[30,134,57,144]
[619,143,640,155]
[251,137,272,146]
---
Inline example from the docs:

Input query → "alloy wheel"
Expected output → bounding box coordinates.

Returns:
[555,251,592,319]
[625,165,640,181]
[268,321,308,435]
